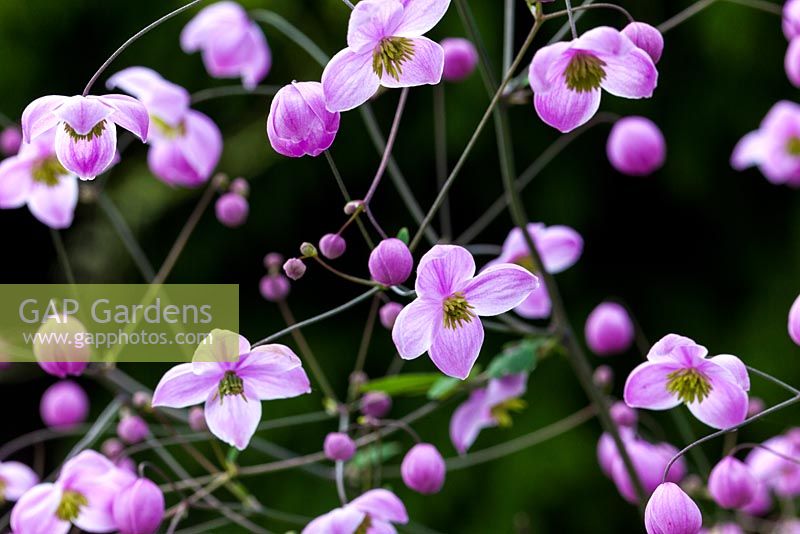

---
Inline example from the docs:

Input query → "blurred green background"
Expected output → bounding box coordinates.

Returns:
[1,0,799,532]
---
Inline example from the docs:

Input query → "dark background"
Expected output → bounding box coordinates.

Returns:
[0,0,798,532]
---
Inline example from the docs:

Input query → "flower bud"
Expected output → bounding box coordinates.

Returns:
[101,438,125,459]
[441,38,478,82]
[40,380,89,429]
[283,258,306,280]
[116,456,137,474]
[319,233,346,260]
[644,483,702,534]
[379,302,403,330]
[117,414,150,444]
[610,401,637,428]
[368,238,413,286]
[323,432,356,461]
[747,397,765,417]
[708,456,758,509]
[112,477,165,534]
[606,116,666,176]
[344,200,364,215]
[132,391,151,409]
[585,302,635,356]
[593,365,614,390]
[215,192,249,228]
[188,406,207,431]
[264,252,284,270]
[789,293,800,346]
[300,242,317,257]
[230,177,249,196]
[360,391,392,418]
[0,126,22,156]
[401,443,446,494]
[260,274,290,302]
[267,81,340,157]
[740,480,772,516]
[622,22,664,63]
[34,315,90,378]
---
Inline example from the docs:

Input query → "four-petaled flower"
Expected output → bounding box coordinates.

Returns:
[322,0,450,112]
[392,245,539,379]
[303,489,408,534]
[152,329,311,450]
[624,334,750,429]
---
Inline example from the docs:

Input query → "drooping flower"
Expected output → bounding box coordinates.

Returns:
[529,26,658,132]
[644,482,702,534]
[40,380,89,430]
[585,302,635,356]
[746,429,800,498]
[401,443,446,494]
[215,191,249,228]
[368,238,414,286]
[450,373,527,453]
[624,334,750,429]
[324,432,357,462]
[267,82,341,157]
[302,489,408,534]
[441,37,478,82]
[1,126,22,156]
[0,461,38,502]
[180,1,271,89]
[116,415,149,445]
[21,94,148,180]
[106,67,222,187]
[152,330,311,450]
[0,127,79,228]
[360,391,392,418]
[621,22,664,64]
[111,477,165,534]
[486,223,581,320]
[731,101,800,186]
[708,456,758,509]
[11,450,135,534]
[606,116,666,176]
[393,245,538,379]
[321,0,450,112]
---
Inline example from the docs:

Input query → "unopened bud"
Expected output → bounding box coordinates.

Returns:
[283,258,307,280]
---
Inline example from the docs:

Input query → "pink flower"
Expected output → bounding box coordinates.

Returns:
[267,82,341,157]
[606,116,666,176]
[708,456,758,509]
[0,128,78,228]
[107,67,222,187]
[624,334,750,429]
[11,450,135,534]
[0,461,38,502]
[401,443,446,494]
[585,302,635,356]
[321,0,450,112]
[441,37,478,81]
[746,429,800,498]
[644,482,703,534]
[152,330,311,450]
[260,274,290,302]
[449,373,527,453]
[785,0,800,39]
[1,126,22,156]
[40,380,90,430]
[621,22,664,64]
[180,1,271,89]
[215,192,249,228]
[369,238,414,286]
[21,94,148,180]
[529,26,658,132]
[111,477,165,534]
[302,489,408,534]
[731,101,800,186]
[393,245,538,379]
[486,223,582,319]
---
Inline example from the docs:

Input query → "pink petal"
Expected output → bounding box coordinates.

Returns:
[687,363,748,429]
[236,23,272,89]
[21,95,67,142]
[238,345,311,400]
[380,36,444,88]
[528,42,572,94]
[176,110,222,181]
[322,48,381,112]
[0,462,39,501]
[647,334,703,361]
[485,373,528,406]
[180,2,248,52]
[599,47,658,99]
[429,316,484,379]
[52,96,114,136]
[536,225,584,273]
[54,121,117,180]
[303,508,366,534]
[99,94,149,141]
[72,467,136,533]
[644,482,703,534]
[731,131,765,170]
[415,244,476,299]
[0,156,34,208]
[788,38,800,88]
[106,67,190,127]
[391,298,439,359]
[10,483,68,534]
[191,330,250,367]
[147,141,202,187]
[623,360,683,410]
[395,0,450,37]
[151,363,220,408]
[514,286,552,319]
[708,354,750,391]
[347,0,404,52]
[349,488,408,524]
[459,264,539,316]
[27,174,79,229]
[534,83,601,133]
[449,389,493,453]
[204,388,262,450]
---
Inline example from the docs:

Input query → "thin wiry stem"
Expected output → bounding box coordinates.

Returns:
[97,193,157,281]
[433,85,451,240]
[544,2,635,24]
[564,0,578,38]
[83,0,205,96]
[50,228,77,285]
[335,411,349,505]
[548,0,595,43]
[339,0,355,9]
[364,87,410,207]
[503,0,515,74]
[657,0,780,34]
[324,151,375,248]
[66,397,123,459]
[729,443,800,465]
[191,84,280,104]
[349,295,381,401]
[747,365,800,396]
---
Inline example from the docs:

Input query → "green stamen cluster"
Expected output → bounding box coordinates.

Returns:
[442,292,476,330]
[151,115,185,139]
[355,515,372,534]
[490,398,527,428]
[514,255,537,273]
[564,53,607,93]
[218,370,245,404]
[372,37,415,81]
[32,157,67,186]
[64,120,107,142]
[56,490,87,521]
[666,368,713,404]
[787,137,800,156]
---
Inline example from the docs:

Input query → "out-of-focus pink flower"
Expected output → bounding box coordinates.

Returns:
[368,238,413,286]
[441,37,478,82]
[606,116,666,176]
[112,477,165,534]
[379,302,403,329]
[789,293,800,345]
[401,443,445,494]
[33,315,91,377]
[40,380,89,430]
[585,302,635,355]
[181,1,271,89]
[302,489,408,534]
[0,461,38,502]
[610,401,637,427]
[731,101,800,186]
[593,365,614,389]
[747,397,765,417]
[323,432,356,461]
[0,126,22,156]
[644,482,702,534]
[188,406,206,432]
[360,391,392,418]
[215,191,249,228]
[746,429,800,498]
[621,22,664,64]
[708,456,758,509]
[784,0,800,39]
[268,82,340,157]
[117,414,149,445]
[283,258,307,280]
[260,274,290,302]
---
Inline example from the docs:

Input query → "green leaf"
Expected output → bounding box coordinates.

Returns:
[486,339,541,378]
[427,376,461,400]
[349,442,402,468]
[359,373,442,396]
[396,227,410,244]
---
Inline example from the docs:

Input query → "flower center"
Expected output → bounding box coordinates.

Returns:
[355,515,372,534]
[787,137,800,156]
[32,157,67,186]
[564,53,607,93]
[151,115,185,139]
[513,255,536,273]
[0,479,6,505]
[217,370,245,403]
[56,490,88,522]
[372,37,415,81]
[442,292,476,330]
[63,120,106,142]
[666,368,713,404]
[490,398,527,428]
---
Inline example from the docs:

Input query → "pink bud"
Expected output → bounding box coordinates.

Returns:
[360,391,392,418]
[283,258,306,280]
[260,274,290,302]
[344,200,364,215]
[263,252,284,270]
[117,414,149,444]
[622,22,664,63]
[379,302,403,330]
[40,380,89,429]
[610,401,637,428]
[789,293,800,346]
[319,233,346,259]
[102,438,125,459]
[644,483,702,534]
[708,456,758,509]
[323,432,356,461]
[132,392,151,409]
[401,443,446,494]
[441,38,478,82]
[747,397,765,417]
[593,365,614,389]
[0,126,22,156]
[215,192,249,228]
[368,238,413,286]
[112,477,165,534]
[607,117,666,176]
[188,406,206,431]
[268,81,340,157]
[230,177,249,196]
[585,302,635,356]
